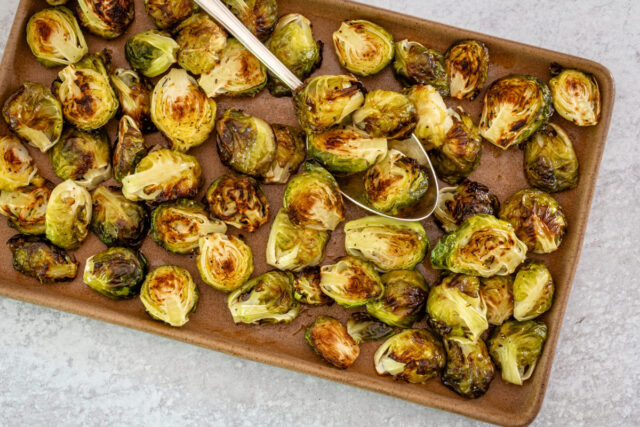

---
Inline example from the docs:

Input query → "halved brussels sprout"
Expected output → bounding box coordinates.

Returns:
[306,315,359,369]
[513,261,554,321]
[7,234,78,283]
[549,63,601,126]
[151,68,217,152]
[110,68,155,133]
[215,109,275,176]
[293,75,365,133]
[140,265,199,327]
[47,0,69,5]
[222,0,278,40]
[404,84,453,150]
[45,179,92,249]
[524,123,579,193]
[374,329,445,383]
[174,13,227,75]
[125,30,178,78]
[52,52,119,131]
[366,270,428,328]
[144,0,195,30]
[204,174,269,232]
[3,82,63,153]
[293,267,331,305]
[308,126,387,175]
[121,148,202,203]
[0,182,51,235]
[332,19,394,76]
[49,127,111,190]
[76,0,134,39]
[352,90,417,140]
[480,275,514,326]
[113,115,146,183]
[283,162,345,231]
[83,247,148,299]
[479,75,553,150]
[319,255,383,308]
[434,180,500,233]
[26,6,88,67]
[261,124,306,184]
[444,40,489,101]
[499,188,567,254]
[346,312,394,344]
[0,135,38,191]
[196,232,253,292]
[489,319,548,385]
[227,270,299,324]
[442,336,495,399]
[363,149,429,215]
[90,185,148,248]
[151,199,227,254]
[393,40,448,95]
[431,215,528,277]
[199,39,268,98]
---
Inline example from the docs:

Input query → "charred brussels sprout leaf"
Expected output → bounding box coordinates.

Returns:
[47,0,70,6]
[332,19,394,77]
[83,247,147,299]
[140,265,199,327]
[204,174,269,232]
[45,179,92,249]
[293,267,331,305]
[366,270,428,328]
[445,40,489,100]
[7,234,78,283]
[480,275,514,326]
[174,13,227,75]
[197,233,253,292]
[352,89,417,139]
[144,0,195,30]
[90,185,148,248]
[110,68,155,133]
[261,124,306,184]
[434,180,500,233]
[113,115,147,183]
[404,84,453,150]
[549,63,601,126]
[0,135,38,191]
[0,182,51,235]
[442,336,495,399]
[76,0,134,40]
[489,320,547,385]
[346,312,394,344]
[306,315,360,369]
[319,255,383,308]
[393,40,448,95]
[513,261,554,321]
[222,0,278,41]
[125,30,178,78]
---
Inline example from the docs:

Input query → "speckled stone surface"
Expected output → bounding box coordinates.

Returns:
[1,1,638,425]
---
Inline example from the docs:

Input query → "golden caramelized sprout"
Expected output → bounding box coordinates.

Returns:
[332,19,394,76]
[8,234,78,283]
[293,267,331,305]
[434,180,500,233]
[45,179,92,249]
[204,174,269,232]
[0,135,38,191]
[306,315,360,369]
[83,247,148,299]
[549,63,601,126]
[144,0,195,30]
[320,255,383,308]
[442,336,495,398]
[113,115,147,183]
[404,84,453,150]
[140,265,199,327]
[90,185,149,248]
[261,124,306,184]
[109,68,155,133]
[513,261,554,321]
[480,276,514,326]
[174,13,227,75]
[393,40,448,95]
[76,0,134,39]
[197,233,253,293]
[0,182,51,235]
[352,89,418,140]
[125,30,178,78]
[221,0,278,41]
[366,270,429,328]
[444,40,489,100]
[489,320,547,385]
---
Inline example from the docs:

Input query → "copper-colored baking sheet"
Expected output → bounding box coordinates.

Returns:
[0,0,614,425]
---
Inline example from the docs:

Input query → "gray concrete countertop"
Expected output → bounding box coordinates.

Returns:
[1,0,638,425]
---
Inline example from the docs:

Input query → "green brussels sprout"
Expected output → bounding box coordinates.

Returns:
[283,162,345,231]
[332,19,394,77]
[293,75,365,133]
[266,209,329,272]
[489,319,548,385]
[52,52,119,131]
[499,188,567,254]
[393,40,448,95]
[140,265,199,327]
[346,312,394,344]
[319,255,383,308]
[444,40,489,101]
[227,270,299,324]
[344,216,429,272]
[261,124,306,184]
[113,115,147,183]
[7,234,78,283]
[110,68,155,133]
[307,316,360,370]
[366,270,428,328]
[125,30,178,78]
[363,149,429,215]
[479,75,553,150]
[144,0,195,30]
[513,261,554,321]
[3,82,63,153]
[352,89,418,140]
[151,199,227,254]
[404,84,453,150]
[199,39,268,98]
[266,13,322,97]
[49,127,111,190]
[45,179,92,249]
[293,266,331,305]
[121,148,202,203]
[0,182,51,235]
[480,275,514,326]
[374,329,445,383]
[151,68,217,152]
[215,109,275,176]
[434,180,500,233]
[83,247,148,299]
[549,63,601,126]
[431,215,528,277]
[442,336,495,399]
[47,0,69,5]
[204,174,269,232]
[90,185,148,248]
[174,13,227,75]
[0,135,39,191]
[26,6,88,68]
[196,232,253,292]
[307,126,387,175]
[222,0,278,41]
[76,0,134,39]
[524,123,579,193]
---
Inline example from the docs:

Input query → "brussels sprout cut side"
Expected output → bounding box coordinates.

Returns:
[175,13,227,75]
[197,233,253,293]
[261,124,306,184]
[332,19,394,77]
[434,180,500,234]
[110,68,155,134]
[76,0,134,40]
[125,30,178,78]
[140,265,199,327]
[319,256,383,308]
[0,182,51,235]
[513,261,554,321]
[83,247,148,300]
[45,180,92,250]
[204,174,269,232]
[445,40,490,101]
[306,316,360,369]
[90,185,148,248]
[346,312,394,344]
[480,276,514,326]
[144,0,196,30]
[404,84,453,151]
[0,135,38,192]
[222,0,278,41]
[549,63,601,126]
[8,234,78,283]
[366,270,428,328]
[352,89,417,140]
[442,336,495,398]
[293,267,331,305]
[393,40,448,95]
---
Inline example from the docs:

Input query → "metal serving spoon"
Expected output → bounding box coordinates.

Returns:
[195,0,439,221]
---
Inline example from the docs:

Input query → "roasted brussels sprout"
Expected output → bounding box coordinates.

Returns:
[0,135,38,191]
[307,126,387,175]
[444,40,489,100]
[113,115,147,183]
[479,75,553,150]
[404,84,453,150]
[222,0,277,40]
[204,174,269,232]
[90,185,148,247]
[151,199,226,254]
[26,6,88,67]
[442,336,494,398]
[110,68,155,133]
[320,256,383,308]
[76,0,134,39]
[352,90,417,139]
[47,0,69,5]
[7,234,78,283]
[366,270,428,328]
[434,180,500,233]
[121,148,202,203]
[306,315,359,369]
[144,0,195,30]
[393,40,448,95]
[49,127,111,190]
[499,188,567,254]
[283,162,345,231]
[549,63,601,126]
[489,320,548,385]
[431,215,528,277]
[513,261,554,321]
[125,30,178,78]
[0,182,50,235]
[45,179,92,249]
[293,75,365,133]
[480,275,514,326]
[3,82,63,153]
[363,149,429,215]
[374,329,445,383]
[83,247,147,299]
[151,68,217,152]
[293,267,331,305]
[174,13,227,75]
[332,19,394,76]
[346,312,394,344]
[227,270,299,324]
[261,124,306,184]
[140,265,199,327]
[196,233,253,292]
